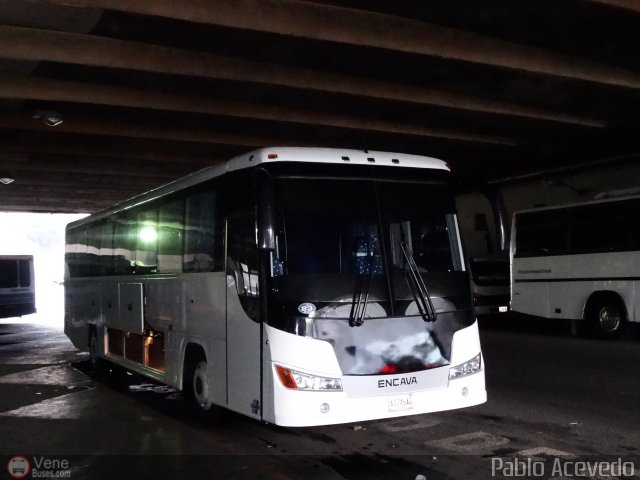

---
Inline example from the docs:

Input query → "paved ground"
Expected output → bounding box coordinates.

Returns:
[0,315,639,479]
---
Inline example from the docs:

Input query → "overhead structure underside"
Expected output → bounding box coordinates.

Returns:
[1,0,639,212]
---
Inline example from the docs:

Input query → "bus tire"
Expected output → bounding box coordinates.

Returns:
[183,349,223,423]
[586,295,626,339]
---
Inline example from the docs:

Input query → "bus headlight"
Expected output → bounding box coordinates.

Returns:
[275,365,343,391]
[449,353,482,380]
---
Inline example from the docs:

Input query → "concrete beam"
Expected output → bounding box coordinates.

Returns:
[0,25,605,127]
[1,182,141,194]
[0,111,267,149]
[0,111,475,158]
[0,73,518,146]
[0,185,139,197]
[6,170,171,189]
[1,187,141,201]
[1,139,219,167]
[0,199,107,213]
[0,155,197,179]
[0,193,127,212]
[585,0,640,13]
[40,0,640,89]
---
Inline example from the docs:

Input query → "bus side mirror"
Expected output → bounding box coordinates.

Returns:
[256,169,276,251]
[257,211,276,250]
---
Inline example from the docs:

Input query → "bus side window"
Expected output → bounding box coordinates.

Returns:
[87,224,101,277]
[65,230,79,278]
[18,260,30,287]
[75,227,89,276]
[136,207,159,274]
[226,215,259,295]
[0,259,17,288]
[226,214,260,321]
[184,189,217,273]
[158,198,184,274]
[568,202,630,254]
[99,220,115,276]
[515,211,567,257]
[113,215,136,275]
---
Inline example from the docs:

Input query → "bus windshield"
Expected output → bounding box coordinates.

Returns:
[271,177,468,320]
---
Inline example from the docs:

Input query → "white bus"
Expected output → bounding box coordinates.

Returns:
[510,195,640,338]
[0,255,36,319]
[64,147,485,426]
[468,257,510,316]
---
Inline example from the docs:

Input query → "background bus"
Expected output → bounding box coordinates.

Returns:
[0,255,36,319]
[64,147,486,426]
[468,257,510,316]
[510,195,640,337]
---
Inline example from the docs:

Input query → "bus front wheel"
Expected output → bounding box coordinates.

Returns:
[587,296,626,339]
[183,355,223,422]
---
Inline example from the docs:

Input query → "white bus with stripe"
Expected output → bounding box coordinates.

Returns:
[511,195,640,337]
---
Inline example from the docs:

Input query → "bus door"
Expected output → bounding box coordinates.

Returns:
[225,214,263,419]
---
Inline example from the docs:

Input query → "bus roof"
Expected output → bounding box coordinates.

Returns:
[512,193,640,217]
[0,255,33,260]
[226,147,447,171]
[67,147,448,230]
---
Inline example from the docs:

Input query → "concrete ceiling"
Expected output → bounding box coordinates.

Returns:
[1,0,640,212]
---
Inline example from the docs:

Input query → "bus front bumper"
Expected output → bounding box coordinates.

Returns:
[271,369,486,427]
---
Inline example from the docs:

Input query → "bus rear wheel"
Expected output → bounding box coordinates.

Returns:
[587,296,626,339]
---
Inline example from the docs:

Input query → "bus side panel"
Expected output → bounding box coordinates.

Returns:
[0,292,35,318]
[144,277,185,332]
[181,273,227,405]
[64,279,101,351]
[101,281,119,330]
[261,323,275,424]
[563,279,635,321]
[547,256,569,318]
[144,277,184,389]
[118,283,144,334]
[511,256,551,318]
[514,250,640,321]
[225,274,261,419]
[569,252,637,322]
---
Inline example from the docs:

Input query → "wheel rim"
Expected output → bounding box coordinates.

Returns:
[89,333,98,365]
[598,305,621,333]
[192,361,211,410]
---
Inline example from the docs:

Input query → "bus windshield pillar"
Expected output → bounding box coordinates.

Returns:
[255,169,276,251]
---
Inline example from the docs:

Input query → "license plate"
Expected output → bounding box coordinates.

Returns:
[499,306,508,313]
[388,394,413,412]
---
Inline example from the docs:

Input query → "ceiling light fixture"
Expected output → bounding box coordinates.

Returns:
[0,173,14,185]
[33,109,64,127]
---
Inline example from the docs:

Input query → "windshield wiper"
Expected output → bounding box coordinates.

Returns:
[400,241,437,322]
[349,237,380,327]
[349,272,371,327]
